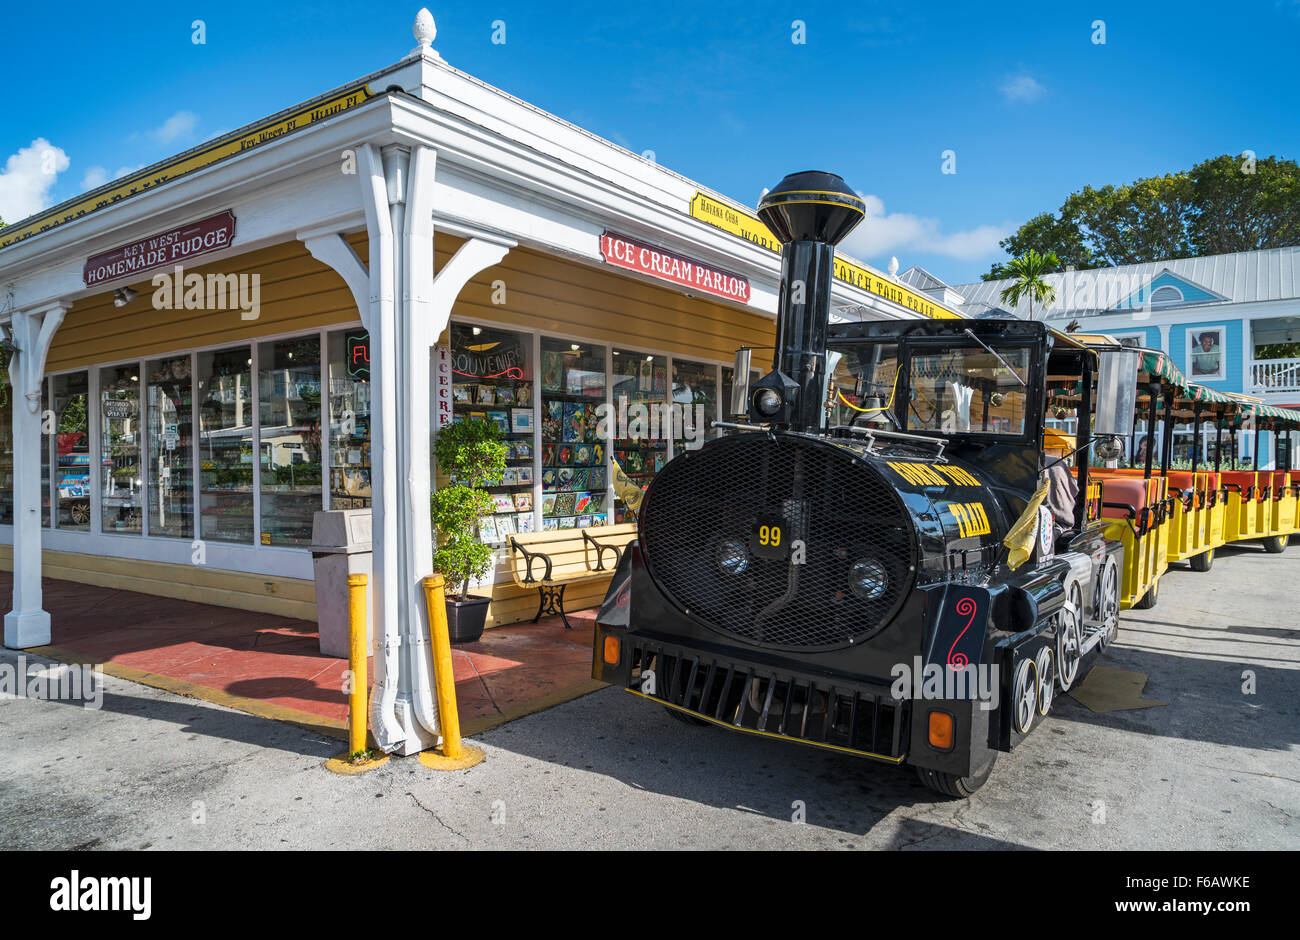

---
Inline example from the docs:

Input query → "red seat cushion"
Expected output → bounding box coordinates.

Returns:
[1220,471,1257,491]
[1100,478,1149,520]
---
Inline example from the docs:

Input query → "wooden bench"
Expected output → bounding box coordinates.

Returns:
[507,523,639,628]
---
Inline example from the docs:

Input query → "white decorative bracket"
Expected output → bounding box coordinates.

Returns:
[424,236,514,350]
[299,231,371,331]
[9,303,68,415]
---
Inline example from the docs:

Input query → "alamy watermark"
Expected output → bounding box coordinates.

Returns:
[0,655,103,709]
[151,263,260,320]
[889,656,1000,711]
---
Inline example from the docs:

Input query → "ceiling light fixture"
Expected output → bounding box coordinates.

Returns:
[112,287,138,307]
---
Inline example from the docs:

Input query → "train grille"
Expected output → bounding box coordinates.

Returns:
[628,640,907,761]
[640,433,915,650]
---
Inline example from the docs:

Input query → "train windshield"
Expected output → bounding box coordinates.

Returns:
[827,343,901,427]
[907,345,1031,435]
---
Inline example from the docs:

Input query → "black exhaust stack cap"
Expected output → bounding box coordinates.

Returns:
[748,171,865,432]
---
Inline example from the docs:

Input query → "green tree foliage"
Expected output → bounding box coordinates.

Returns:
[983,154,1300,279]
[998,249,1059,320]
[431,417,508,599]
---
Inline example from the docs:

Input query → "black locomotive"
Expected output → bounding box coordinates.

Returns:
[592,171,1129,796]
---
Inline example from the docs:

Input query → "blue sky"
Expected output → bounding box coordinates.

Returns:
[2,0,1299,282]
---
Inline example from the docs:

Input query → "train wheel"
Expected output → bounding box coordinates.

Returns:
[1034,647,1054,716]
[1189,549,1214,572]
[1262,535,1289,554]
[1096,558,1120,650]
[915,752,998,799]
[1057,582,1084,691]
[663,706,710,727]
[1134,579,1159,610]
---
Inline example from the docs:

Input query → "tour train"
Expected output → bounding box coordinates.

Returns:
[590,170,1300,797]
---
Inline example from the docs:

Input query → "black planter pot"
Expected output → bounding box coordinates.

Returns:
[445,594,491,644]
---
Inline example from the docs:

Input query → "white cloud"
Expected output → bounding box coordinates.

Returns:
[81,166,109,190]
[0,138,70,224]
[152,110,198,143]
[80,164,145,194]
[999,73,1045,103]
[840,193,1013,263]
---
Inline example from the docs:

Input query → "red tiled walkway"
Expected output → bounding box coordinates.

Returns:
[1,573,604,736]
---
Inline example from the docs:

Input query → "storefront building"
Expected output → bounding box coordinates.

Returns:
[0,11,951,751]
[932,249,1300,467]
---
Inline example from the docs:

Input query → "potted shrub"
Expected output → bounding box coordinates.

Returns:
[432,416,508,643]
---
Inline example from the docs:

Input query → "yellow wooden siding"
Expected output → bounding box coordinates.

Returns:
[434,235,776,371]
[30,230,774,631]
[0,545,316,621]
[46,233,369,373]
[434,237,775,628]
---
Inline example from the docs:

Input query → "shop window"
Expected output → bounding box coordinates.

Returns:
[327,330,372,510]
[41,379,50,527]
[448,323,533,545]
[670,358,716,452]
[146,355,194,538]
[197,347,254,544]
[99,364,142,534]
[611,349,667,523]
[540,337,606,530]
[52,372,91,531]
[0,373,13,525]
[258,337,323,547]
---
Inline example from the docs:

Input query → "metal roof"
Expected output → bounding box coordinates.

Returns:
[947,245,1300,320]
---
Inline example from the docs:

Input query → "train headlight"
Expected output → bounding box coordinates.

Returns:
[849,559,887,600]
[753,388,783,417]
[716,538,750,576]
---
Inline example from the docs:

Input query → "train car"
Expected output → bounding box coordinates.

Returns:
[590,170,1143,797]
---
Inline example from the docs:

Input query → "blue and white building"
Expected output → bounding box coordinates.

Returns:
[901,246,1300,467]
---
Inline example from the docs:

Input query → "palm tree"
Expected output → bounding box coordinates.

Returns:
[999,249,1060,320]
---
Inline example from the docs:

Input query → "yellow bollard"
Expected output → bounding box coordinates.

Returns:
[324,572,389,774]
[347,573,369,758]
[419,574,486,770]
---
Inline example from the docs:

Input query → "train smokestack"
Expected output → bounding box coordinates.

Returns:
[748,171,865,432]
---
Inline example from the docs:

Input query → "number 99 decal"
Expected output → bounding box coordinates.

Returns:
[750,517,789,559]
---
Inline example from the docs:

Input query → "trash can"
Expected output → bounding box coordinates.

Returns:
[311,509,373,658]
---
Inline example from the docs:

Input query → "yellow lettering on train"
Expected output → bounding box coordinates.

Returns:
[947,501,992,539]
[887,461,981,488]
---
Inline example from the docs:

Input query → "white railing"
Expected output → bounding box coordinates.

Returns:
[1249,358,1300,394]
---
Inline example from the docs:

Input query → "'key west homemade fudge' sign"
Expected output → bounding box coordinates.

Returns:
[83,211,236,287]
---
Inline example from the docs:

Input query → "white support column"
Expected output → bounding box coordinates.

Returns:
[5,302,67,649]
[353,133,515,755]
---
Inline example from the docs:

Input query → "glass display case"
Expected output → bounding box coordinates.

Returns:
[611,348,667,522]
[448,323,534,545]
[197,347,254,544]
[53,372,91,530]
[99,364,142,534]
[146,355,194,538]
[670,358,716,453]
[539,337,607,529]
[258,336,323,547]
[327,329,372,510]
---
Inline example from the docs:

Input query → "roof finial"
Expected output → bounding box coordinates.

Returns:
[412,8,440,59]
[888,256,899,277]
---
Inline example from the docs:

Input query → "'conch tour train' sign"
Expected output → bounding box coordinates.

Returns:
[688,191,957,320]
[83,211,236,287]
[0,84,374,251]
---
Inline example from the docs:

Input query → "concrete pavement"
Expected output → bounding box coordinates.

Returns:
[1,540,1296,850]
